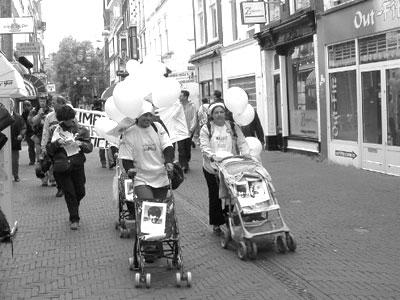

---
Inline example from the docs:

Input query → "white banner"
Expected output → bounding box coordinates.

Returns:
[75,108,114,148]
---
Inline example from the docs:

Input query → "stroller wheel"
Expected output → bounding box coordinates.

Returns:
[134,273,141,288]
[186,271,192,287]
[248,241,258,260]
[221,230,231,249]
[285,232,297,252]
[237,241,247,260]
[176,272,182,287]
[145,273,151,288]
[276,235,287,254]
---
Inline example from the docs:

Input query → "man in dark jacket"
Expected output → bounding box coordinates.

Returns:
[21,100,35,165]
[10,100,26,182]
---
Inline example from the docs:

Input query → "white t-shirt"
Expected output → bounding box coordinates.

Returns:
[119,123,173,188]
[211,125,233,155]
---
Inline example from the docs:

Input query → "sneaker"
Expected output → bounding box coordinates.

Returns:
[213,225,222,235]
[14,176,20,182]
[183,166,189,174]
[29,161,35,166]
[101,163,106,168]
[49,180,57,187]
[56,189,64,197]
[41,181,48,187]
[70,222,79,230]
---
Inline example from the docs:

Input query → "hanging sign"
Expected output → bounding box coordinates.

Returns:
[0,17,34,34]
[240,1,267,24]
[16,42,40,55]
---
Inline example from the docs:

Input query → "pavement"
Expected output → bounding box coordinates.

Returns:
[1,145,399,299]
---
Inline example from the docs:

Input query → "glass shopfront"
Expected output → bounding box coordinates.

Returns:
[287,41,318,139]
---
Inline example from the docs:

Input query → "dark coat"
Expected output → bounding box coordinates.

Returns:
[240,111,265,145]
[10,113,26,151]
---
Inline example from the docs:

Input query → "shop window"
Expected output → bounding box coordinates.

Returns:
[328,41,356,68]
[201,80,213,100]
[330,71,358,141]
[228,76,257,108]
[359,31,400,64]
[386,69,400,146]
[324,0,355,11]
[287,42,318,139]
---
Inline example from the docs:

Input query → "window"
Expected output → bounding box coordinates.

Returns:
[268,1,280,23]
[196,0,206,46]
[328,41,356,68]
[201,80,213,99]
[228,76,257,108]
[208,1,218,41]
[359,31,400,64]
[324,0,355,10]
[330,71,358,141]
[274,53,280,70]
[294,0,310,11]
[287,42,318,138]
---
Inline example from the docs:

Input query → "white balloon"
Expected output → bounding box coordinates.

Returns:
[104,96,126,123]
[233,104,255,126]
[152,78,181,108]
[113,80,145,119]
[224,87,248,115]
[142,56,166,80]
[245,137,263,158]
[94,117,118,137]
[125,59,140,76]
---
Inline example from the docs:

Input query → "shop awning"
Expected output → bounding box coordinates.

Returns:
[0,52,28,98]
[18,74,48,99]
[100,83,117,100]
[189,44,223,63]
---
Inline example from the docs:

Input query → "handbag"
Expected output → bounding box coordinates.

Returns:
[0,132,8,150]
[170,162,184,190]
[0,105,15,132]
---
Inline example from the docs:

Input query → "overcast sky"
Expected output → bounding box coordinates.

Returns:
[41,0,104,55]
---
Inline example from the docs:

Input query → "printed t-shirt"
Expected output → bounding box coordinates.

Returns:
[210,124,233,156]
[119,123,172,188]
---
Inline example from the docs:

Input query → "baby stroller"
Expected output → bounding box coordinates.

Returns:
[128,186,192,288]
[215,156,296,260]
[114,163,136,238]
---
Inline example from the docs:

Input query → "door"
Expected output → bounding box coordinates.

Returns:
[274,75,283,149]
[385,68,400,175]
[361,68,400,175]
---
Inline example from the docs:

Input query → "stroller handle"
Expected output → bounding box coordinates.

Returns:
[218,155,253,163]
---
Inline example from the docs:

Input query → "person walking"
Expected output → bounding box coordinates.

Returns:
[46,105,93,230]
[177,90,197,173]
[41,95,68,197]
[192,98,210,146]
[28,95,52,185]
[199,102,249,234]
[10,100,26,182]
[21,100,35,165]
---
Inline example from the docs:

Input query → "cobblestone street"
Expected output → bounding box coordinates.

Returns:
[1,147,399,299]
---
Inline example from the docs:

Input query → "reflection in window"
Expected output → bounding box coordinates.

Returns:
[287,42,318,138]
[324,0,355,10]
[386,69,400,146]
[330,71,358,141]
[268,1,280,22]
[362,71,382,144]
[295,0,310,11]
[328,41,356,68]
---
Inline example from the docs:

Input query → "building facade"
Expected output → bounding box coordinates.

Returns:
[318,0,400,176]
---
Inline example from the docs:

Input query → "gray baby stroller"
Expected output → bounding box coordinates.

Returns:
[128,187,192,288]
[215,156,297,260]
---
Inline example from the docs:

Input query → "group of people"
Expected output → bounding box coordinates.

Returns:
[10,95,93,230]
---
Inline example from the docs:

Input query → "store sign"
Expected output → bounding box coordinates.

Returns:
[240,1,267,24]
[0,17,34,34]
[16,42,40,55]
[323,0,400,43]
[335,150,357,159]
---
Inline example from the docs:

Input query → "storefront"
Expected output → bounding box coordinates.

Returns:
[255,10,320,152]
[189,44,223,101]
[318,0,400,176]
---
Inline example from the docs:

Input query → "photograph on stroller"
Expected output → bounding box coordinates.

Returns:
[216,156,297,260]
[128,186,192,288]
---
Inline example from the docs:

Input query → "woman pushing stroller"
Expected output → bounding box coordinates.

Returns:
[199,102,250,234]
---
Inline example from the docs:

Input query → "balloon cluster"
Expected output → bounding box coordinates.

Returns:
[224,86,262,158]
[95,58,181,143]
